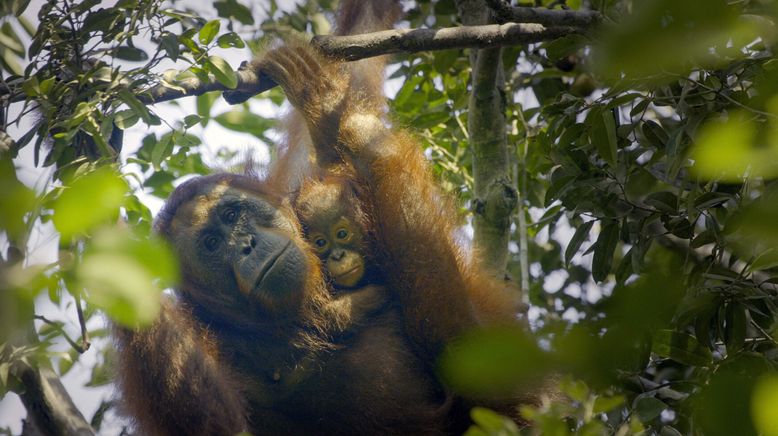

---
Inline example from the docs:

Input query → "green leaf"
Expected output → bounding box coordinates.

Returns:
[114,109,140,129]
[150,135,173,169]
[565,220,594,266]
[560,378,589,402]
[694,192,730,210]
[143,170,176,198]
[593,395,624,414]
[588,108,618,167]
[12,0,31,16]
[645,191,679,214]
[615,246,635,283]
[52,166,128,241]
[595,0,747,80]
[183,114,202,128]
[0,46,22,75]
[118,89,158,125]
[544,174,575,207]
[213,110,273,138]
[691,111,778,182]
[641,120,668,148]
[432,50,458,73]
[592,220,620,282]
[196,91,218,123]
[662,216,694,239]
[752,375,778,436]
[78,227,178,327]
[439,327,551,398]
[468,407,519,435]
[207,55,237,89]
[724,302,748,352]
[159,33,179,61]
[630,99,650,117]
[0,23,24,55]
[0,159,37,240]
[543,34,585,62]
[214,0,254,25]
[86,358,113,387]
[58,349,79,376]
[634,397,667,423]
[652,329,712,366]
[199,20,220,45]
[690,230,716,248]
[115,46,148,62]
[216,32,245,49]
[82,9,121,34]
[0,362,9,387]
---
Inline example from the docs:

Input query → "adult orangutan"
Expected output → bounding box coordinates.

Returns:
[113,1,542,434]
[114,172,454,435]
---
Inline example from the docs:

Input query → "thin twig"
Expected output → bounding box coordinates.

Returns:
[34,315,88,354]
[74,293,91,352]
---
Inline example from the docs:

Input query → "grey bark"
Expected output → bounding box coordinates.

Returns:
[2,245,95,436]
[457,0,517,277]
[140,22,582,105]
[17,366,95,436]
[484,0,602,27]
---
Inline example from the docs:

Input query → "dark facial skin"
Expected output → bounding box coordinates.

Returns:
[307,215,366,288]
[168,182,309,316]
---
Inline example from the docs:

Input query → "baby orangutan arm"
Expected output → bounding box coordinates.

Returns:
[324,285,390,335]
[114,299,248,435]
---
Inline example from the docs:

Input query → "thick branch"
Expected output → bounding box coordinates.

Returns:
[455,0,516,276]
[469,47,516,275]
[485,1,602,27]
[311,23,580,61]
[137,69,276,105]
[17,363,94,436]
[141,23,581,105]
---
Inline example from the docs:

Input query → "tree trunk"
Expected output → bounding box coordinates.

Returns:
[456,0,517,276]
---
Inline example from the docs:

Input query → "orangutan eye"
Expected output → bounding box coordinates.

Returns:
[221,206,239,224]
[336,229,348,240]
[315,238,328,248]
[203,234,221,252]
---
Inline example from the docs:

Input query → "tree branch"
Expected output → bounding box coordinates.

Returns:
[484,1,602,27]
[17,365,95,436]
[456,0,517,276]
[469,47,517,274]
[142,23,582,105]
[137,69,276,105]
[311,22,579,60]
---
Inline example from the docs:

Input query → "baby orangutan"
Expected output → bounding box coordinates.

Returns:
[295,174,389,330]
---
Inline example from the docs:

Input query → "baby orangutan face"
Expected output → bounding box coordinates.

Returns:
[296,178,369,289]
[307,215,366,288]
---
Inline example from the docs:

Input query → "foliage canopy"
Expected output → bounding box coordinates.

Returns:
[2,0,778,434]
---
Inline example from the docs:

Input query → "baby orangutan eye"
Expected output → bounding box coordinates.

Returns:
[336,229,348,240]
[310,235,329,254]
[203,234,222,252]
[221,206,239,224]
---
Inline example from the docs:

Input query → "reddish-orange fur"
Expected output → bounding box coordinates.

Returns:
[256,41,520,363]
[113,2,547,434]
[114,173,454,435]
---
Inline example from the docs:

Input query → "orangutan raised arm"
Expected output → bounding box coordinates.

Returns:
[256,43,518,363]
